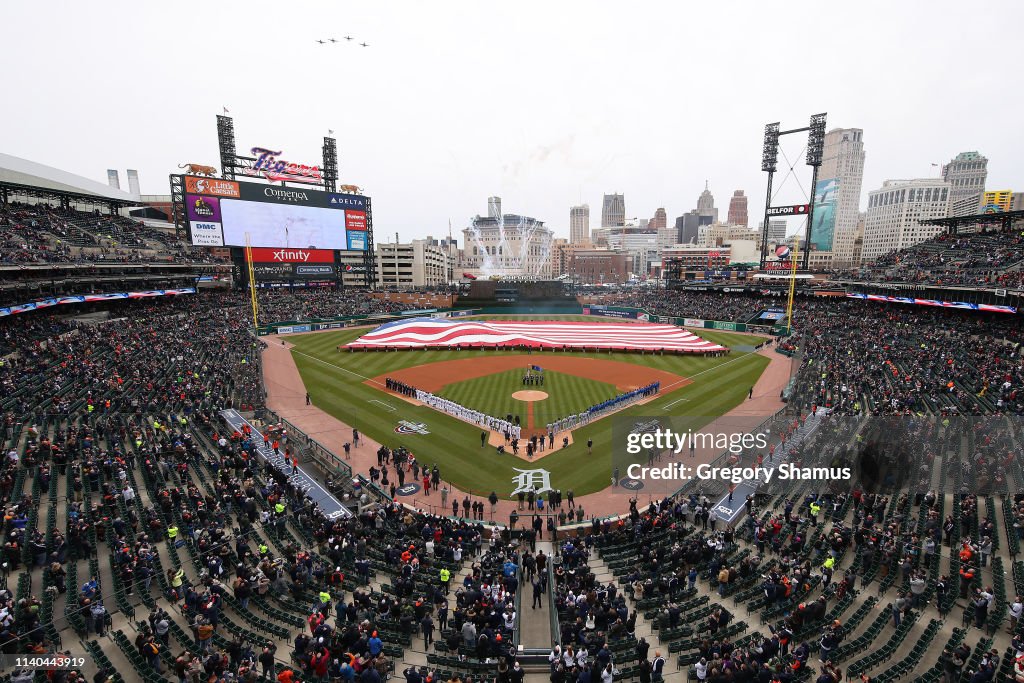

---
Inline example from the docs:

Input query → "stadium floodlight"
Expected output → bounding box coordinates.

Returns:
[216,114,237,180]
[322,136,338,193]
[805,113,827,167]
[762,122,780,173]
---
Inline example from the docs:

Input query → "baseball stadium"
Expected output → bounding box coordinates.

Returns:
[2,3,1024,683]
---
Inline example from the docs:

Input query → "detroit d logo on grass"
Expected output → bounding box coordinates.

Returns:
[395,420,430,435]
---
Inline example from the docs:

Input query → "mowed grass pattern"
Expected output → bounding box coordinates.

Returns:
[437,369,619,430]
[286,323,773,499]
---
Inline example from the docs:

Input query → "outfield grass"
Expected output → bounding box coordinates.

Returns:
[437,368,619,431]
[286,325,771,500]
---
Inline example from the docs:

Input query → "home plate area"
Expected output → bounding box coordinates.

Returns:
[371,354,686,462]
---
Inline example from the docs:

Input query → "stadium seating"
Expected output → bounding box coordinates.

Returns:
[833,227,1024,289]
[0,259,1023,683]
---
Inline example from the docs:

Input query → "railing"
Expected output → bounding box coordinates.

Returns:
[547,553,561,647]
[259,408,353,481]
[512,565,524,649]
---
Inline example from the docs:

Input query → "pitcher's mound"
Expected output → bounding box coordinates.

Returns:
[512,390,548,402]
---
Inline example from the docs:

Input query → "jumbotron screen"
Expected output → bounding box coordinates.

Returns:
[182,175,369,251]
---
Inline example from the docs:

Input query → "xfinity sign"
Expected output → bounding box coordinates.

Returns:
[273,249,312,262]
[248,247,335,264]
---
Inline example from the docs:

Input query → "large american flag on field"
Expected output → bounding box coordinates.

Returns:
[345,318,727,353]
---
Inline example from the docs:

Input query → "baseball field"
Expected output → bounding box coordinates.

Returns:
[285,318,771,499]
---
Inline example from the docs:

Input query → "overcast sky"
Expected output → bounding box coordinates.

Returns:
[3,0,1022,243]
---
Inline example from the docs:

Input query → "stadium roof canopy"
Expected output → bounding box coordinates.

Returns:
[922,209,1023,234]
[0,152,141,207]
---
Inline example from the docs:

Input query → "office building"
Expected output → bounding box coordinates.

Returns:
[950,194,982,217]
[981,190,1013,213]
[701,223,760,248]
[570,204,590,244]
[650,207,667,229]
[696,182,718,225]
[759,219,788,244]
[601,193,625,227]
[462,200,553,277]
[675,211,701,244]
[376,239,452,288]
[563,248,631,284]
[726,190,748,227]
[1012,193,1024,213]
[816,128,866,267]
[941,151,987,217]
[861,179,951,263]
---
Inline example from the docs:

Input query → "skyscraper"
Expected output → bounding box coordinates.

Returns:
[569,204,590,244]
[726,191,748,226]
[758,219,787,244]
[601,193,625,227]
[816,128,866,268]
[861,179,951,263]
[675,212,701,244]
[696,182,718,225]
[941,151,987,217]
[650,208,667,229]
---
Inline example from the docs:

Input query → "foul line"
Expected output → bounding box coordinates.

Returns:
[662,398,690,410]
[289,348,385,386]
[658,349,762,394]
[369,399,396,412]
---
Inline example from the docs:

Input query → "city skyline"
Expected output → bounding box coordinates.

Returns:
[1,1,1021,245]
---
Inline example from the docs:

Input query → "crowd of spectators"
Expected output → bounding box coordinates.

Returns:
[832,227,1024,289]
[0,204,223,266]
[1,271,1024,681]
[581,290,786,324]
[0,289,511,681]
[256,289,418,324]
[783,299,1024,416]
[594,286,1024,417]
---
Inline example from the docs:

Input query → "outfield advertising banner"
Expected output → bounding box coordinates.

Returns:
[273,324,312,335]
[683,318,705,327]
[584,305,642,320]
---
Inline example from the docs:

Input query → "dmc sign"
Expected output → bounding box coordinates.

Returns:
[246,147,323,184]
